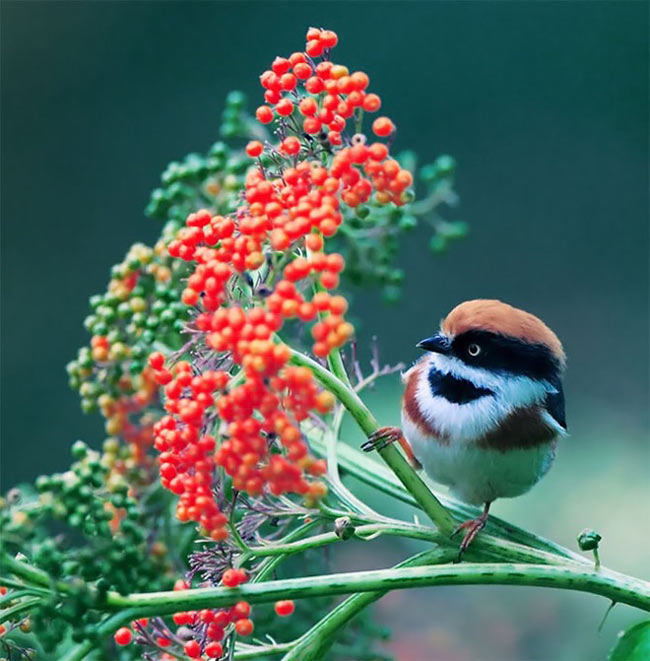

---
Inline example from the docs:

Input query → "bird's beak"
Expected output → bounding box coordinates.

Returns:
[416,333,451,354]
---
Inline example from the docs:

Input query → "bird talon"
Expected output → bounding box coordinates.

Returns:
[362,426,401,453]
[453,503,491,558]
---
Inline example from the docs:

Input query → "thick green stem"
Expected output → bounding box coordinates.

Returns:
[0,553,74,595]
[288,347,456,536]
[98,563,650,615]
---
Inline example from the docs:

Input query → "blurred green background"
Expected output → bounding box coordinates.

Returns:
[1,2,648,659]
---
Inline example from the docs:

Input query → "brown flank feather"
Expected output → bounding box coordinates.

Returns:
[477,406,558,451]
[401,361,446,442]
[441,299,565,364]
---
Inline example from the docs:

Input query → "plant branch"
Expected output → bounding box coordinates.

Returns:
[307,426,586,563]
[288,347,456,536]
[100,562,650,615]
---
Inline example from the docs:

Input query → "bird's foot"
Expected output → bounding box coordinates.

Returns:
[453,503,490,560]
[361,426,402,452]
[361,426,421,469]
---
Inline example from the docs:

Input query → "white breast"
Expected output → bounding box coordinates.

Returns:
[406,419,557,504]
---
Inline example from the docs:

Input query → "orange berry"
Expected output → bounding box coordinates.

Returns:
[235,618,254,636]
[320,30,338,48]
[245,141,263,158]
[306,233,324,251]
[299,97,318,116]
[316,391,335,412]
[276,98,294,116]
[363,93,381,112]
[372,116,394,137]
[255,105,274,124]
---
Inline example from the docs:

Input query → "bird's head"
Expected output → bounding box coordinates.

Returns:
[417,299,565,382]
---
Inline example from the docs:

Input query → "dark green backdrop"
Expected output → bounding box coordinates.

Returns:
[2,3,648,659]
[2,1,647,487]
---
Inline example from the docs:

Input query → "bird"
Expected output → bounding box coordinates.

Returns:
[362,299,567,555]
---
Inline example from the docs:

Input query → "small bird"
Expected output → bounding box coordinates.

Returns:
[363,299,566,554]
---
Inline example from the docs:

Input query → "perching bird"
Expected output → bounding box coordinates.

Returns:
[363,299,566,554]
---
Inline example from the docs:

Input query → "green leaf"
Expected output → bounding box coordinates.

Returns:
[609,620,650,661]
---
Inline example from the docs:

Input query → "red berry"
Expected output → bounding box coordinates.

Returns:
[372,116,394,137]
[363,93,381,112]
[271,56,291,75]
[231,600,251,619]
[274,600,295,616]
[293,62,312,79]
[148,351,165,370]
[276,98,294,116]
[184,640,202,658]
[280,73,297,91]
[368,142,389,161]
[114,627,132,646]
[264,89,281,105]
[298,97,318,116]
[306,27,321,41]
[205,642,224,658]
[280,137,301,155]
[303,117,322,134]
[320,30,338,48]
[306,39,324,57]
[222,568,246,587]
[255,105,274,124]
[246,141,263,158]
[235,618,254,636]
[305,76,324,94]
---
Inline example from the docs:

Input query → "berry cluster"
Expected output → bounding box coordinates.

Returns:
[66,235,190,483]
[0,442,174,654]
[113,573,296,659]
[151,26,412,541]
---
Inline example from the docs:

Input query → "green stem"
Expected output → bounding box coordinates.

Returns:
[0,553,74,595]
[61,608,141,661]
[288,347,456,536]
[0,589,39,608]
[0,596,41,623]
[234,641,296,659]
[252,520,322,583]
[289,348,584,566]
[308,425,585,563]
[101,563,650,615]
[245,523,443,557]
[284,547,456,660]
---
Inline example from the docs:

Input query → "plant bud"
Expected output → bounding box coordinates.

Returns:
[334,516,355,540]
[577,528,601,551]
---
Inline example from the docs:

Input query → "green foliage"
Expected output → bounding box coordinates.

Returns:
[609,620,650,661]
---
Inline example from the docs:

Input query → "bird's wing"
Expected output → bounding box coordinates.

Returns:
[544,375,566,431]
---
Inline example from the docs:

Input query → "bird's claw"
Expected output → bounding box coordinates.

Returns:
[361,426,402,453]
[453,512,489,561]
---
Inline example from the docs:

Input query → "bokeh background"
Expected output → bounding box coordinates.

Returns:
[2,2,648,660]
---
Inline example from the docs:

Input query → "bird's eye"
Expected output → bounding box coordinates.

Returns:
[467,343,481,357]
